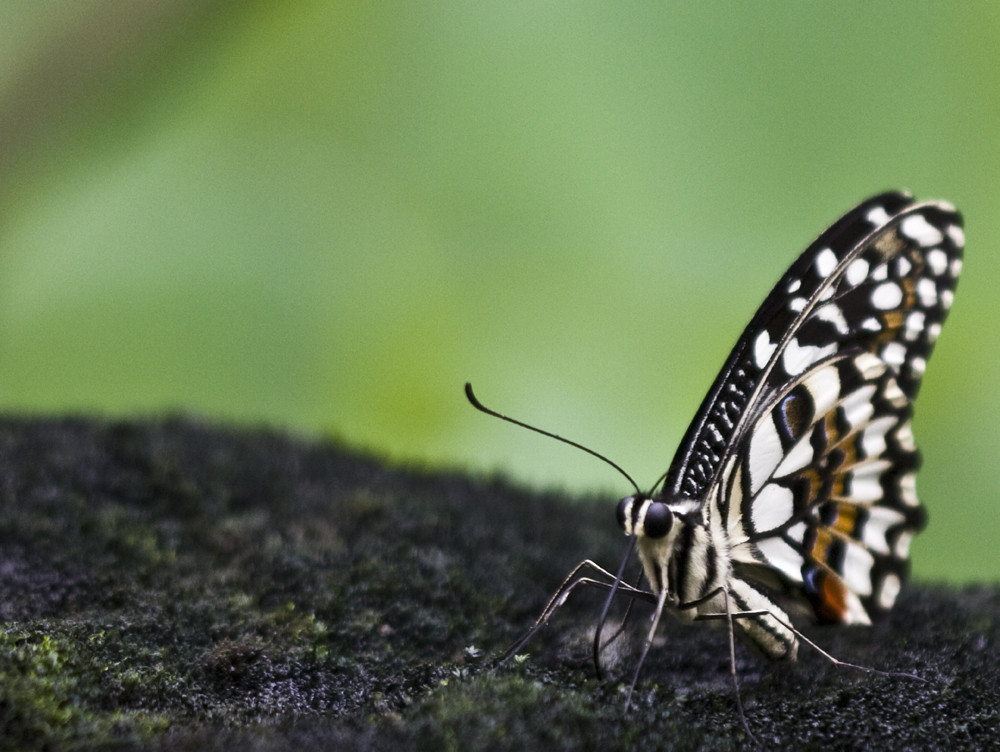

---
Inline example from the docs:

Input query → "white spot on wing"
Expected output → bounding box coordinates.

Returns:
[854,352,886,380]
[752,483,795,532]
[861,415,896,458]
[748,416,783,494]
[802,363,841,416]
[866,206,890,226]
[899,473,919,506]
[845,257,870,286]
[775,434,814,477]
[843,591,871,625]
[882,376,905,405]
[754,536,804,582]
[881,341,907,369]
[895,420,916,451]
[863,506,906,556]
[815,248,838,277]
[816,303,849,334]
[786,521,807,544]
[783,338,837,376]
[878,573,902,610]
[947,224,965,248]
[927,248,948,276]
[840,384,877,429]
[872,282,903,310]
[847,460,890,503]
[787,278,802,293]
[894,530,914,559]
[905,311,925,341]
[754,330,776,369]
[917,278,937,306]
[842,541,875,596]
[901,214,944,247]
[872,263,889,281]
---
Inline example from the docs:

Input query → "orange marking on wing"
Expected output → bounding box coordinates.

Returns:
[811,528,832,562]
[824,413,840,444]
[815,570,849,622]
[831,503,857,536]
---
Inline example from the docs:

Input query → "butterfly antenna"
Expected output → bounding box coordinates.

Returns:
[464,382,642,496]
[648,468,670,497]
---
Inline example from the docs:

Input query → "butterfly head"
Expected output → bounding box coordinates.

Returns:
[616,493,705,597]
[616,494,673,539]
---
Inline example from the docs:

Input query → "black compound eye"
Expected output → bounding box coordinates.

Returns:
[642,501,673,539]
[616,496,634,531]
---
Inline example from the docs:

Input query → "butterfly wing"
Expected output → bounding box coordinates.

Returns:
[663,192,961,500]
[665,193,963,623]
[724,351,924,623]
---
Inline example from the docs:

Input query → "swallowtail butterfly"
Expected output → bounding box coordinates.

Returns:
[466,191,962,736]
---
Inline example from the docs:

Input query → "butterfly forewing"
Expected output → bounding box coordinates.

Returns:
[664,192,914,499]
[683,194,962,625]
[664,192,962,503]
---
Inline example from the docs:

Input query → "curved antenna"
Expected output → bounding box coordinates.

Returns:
[464,382,641,496]
[648,468,671,496]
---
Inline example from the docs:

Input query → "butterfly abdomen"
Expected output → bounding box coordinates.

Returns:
[725,577,798,660]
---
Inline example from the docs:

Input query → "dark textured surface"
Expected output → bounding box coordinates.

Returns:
[0,416,996,751]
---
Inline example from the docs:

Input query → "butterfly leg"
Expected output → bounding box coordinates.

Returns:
[624,586,669,707]
[692,592,925,743]
[591,581,643,676]
[696,607,928,683]
[499,559,656,664]
[667,586,763,744]
[721,586,756,745]
[617,584,761,743]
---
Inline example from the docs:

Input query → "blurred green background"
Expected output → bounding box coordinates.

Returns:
[1,3,996,581]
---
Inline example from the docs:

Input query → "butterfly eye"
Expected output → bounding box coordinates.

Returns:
[616,496,634,531]
[642,501,673,539]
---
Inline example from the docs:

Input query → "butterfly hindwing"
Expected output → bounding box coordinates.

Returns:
[726,352,923,624]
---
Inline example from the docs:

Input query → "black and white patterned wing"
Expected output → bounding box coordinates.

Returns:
[665,192,963,622]
[664,192,961,500]
[724,351,924,623]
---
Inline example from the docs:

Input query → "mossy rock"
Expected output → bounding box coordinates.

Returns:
[0,417,996,750]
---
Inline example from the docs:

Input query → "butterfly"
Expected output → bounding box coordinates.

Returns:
[466,191,963,738]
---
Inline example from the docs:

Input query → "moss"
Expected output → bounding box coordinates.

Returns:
[0,416,997,750]
[0,630,97,744]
